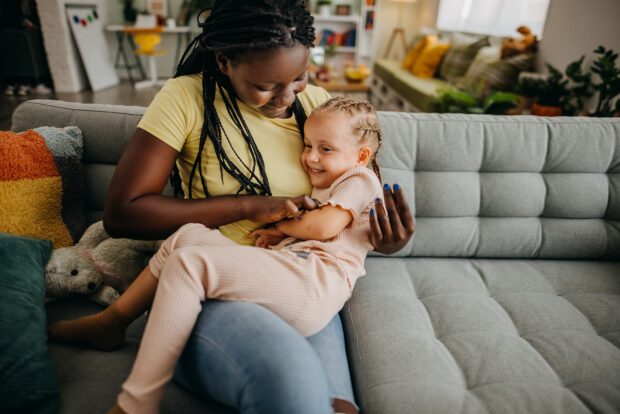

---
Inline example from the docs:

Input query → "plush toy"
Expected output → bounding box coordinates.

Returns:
[501,25,538,59]
[44,221,162,306]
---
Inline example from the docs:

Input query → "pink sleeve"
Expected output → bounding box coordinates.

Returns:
[321,167,382,222]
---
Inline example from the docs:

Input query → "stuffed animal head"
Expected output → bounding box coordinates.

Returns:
[45,246,103,299]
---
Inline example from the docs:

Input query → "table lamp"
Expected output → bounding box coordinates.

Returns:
[384,0,417,58]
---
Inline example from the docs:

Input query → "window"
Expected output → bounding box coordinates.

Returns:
[436,0,551,37]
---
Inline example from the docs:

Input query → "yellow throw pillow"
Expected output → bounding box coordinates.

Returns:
[402,35,438,70]
[411,42,451,78]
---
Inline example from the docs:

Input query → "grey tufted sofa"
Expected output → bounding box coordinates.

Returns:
[11,100,620,414]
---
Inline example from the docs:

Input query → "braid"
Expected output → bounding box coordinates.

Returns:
[173,0,315,198]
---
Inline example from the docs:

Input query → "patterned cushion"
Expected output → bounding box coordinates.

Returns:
[0,127,85,247]
[411,42,451,78]
[438,37,490,82]
[461,53,535,91]
[0,233,58,414]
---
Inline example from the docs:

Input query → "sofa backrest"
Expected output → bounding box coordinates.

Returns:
[11,99,174,225]
[378,112,620,259]
[12,100,620,259]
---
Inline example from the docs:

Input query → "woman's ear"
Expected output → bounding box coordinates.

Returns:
[357,147,373,166]
[215,53,231,75]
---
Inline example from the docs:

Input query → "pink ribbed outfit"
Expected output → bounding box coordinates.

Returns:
[118,167,382,413]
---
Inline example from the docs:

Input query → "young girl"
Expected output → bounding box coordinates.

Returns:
[62,96,383,414]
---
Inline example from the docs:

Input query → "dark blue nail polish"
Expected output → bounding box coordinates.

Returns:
[375,197,382,204]
[370,209,375,217]
[383,183,390,190]
[393,183,400,190]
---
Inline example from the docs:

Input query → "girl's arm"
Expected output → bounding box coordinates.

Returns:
[103,128,317,240]
[275,205,353,241]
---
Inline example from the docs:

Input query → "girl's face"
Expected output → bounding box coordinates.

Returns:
[301,111,371,188]
[217,44,309,119]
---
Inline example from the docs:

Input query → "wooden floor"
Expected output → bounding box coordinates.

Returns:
[0,81,159,130]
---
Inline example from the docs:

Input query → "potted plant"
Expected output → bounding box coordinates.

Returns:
[562,56,593,116]
[590,46,620,117]
[530,64,567,116]
[120,0,137,23]
[434,86,520,115]
[317,0,332,16]
[517,74,545,110]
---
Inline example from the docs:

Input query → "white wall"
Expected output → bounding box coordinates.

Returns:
[536,0,620,72]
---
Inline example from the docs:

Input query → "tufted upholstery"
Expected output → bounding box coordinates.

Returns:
[346,113,620,414]
[375,112,620,259]
[344,258,620,413]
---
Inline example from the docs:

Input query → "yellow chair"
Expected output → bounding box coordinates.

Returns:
[126,28,167,89]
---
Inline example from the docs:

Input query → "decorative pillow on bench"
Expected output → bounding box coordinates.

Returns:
[0,127,85,248]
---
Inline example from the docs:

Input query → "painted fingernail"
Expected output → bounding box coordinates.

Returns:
[393,183,400,190]
[383,183,390,191]
[375,197,382,204]
[370,208,375,217]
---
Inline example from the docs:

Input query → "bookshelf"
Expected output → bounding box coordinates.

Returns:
[311,0,380,68]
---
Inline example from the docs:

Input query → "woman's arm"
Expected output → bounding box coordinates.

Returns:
[275,206,352,241]
[103,128,317,239]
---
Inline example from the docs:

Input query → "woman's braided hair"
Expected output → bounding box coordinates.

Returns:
[173,0,315,198]
[312,97,383,181]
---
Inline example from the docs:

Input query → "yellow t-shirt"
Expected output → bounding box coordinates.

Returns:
[138,74,331,245]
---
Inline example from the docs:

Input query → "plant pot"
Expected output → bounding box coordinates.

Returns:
[531,102,562,116]
[318,4,331,16]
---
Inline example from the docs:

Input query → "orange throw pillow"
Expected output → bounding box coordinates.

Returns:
[411,42,451,78]
[0,127,85,248]
[402,35,438,70]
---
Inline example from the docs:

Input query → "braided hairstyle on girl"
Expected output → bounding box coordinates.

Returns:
[313,97,383,182]
[173,0,315,198]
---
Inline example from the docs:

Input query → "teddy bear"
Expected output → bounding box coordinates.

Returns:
[501,25,538,59]
[44,221,162,306]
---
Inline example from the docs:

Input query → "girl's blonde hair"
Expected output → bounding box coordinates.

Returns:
[313,97,383,181]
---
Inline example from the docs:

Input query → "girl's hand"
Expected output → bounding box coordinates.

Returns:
[245,195,319,224]
[250,226,288,248]
[370,184,415,255]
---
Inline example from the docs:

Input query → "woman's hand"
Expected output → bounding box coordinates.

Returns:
[245,195,319,224]
[370,184,415,255]
[250,226,288,248]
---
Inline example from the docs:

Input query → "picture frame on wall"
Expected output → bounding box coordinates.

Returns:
[335,4,351,15]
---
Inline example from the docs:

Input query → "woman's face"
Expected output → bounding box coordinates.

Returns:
[217,44,310,119]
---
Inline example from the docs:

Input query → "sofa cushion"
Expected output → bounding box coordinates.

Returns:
[375,112,620,259]
[0,233,59,414]
[374,59,452,112]
[462,53,535,91]
[411,42,451,78]
[0,127,85,247]
[438,36,490,82]
[402,35,436,70]
[343,257,620,414]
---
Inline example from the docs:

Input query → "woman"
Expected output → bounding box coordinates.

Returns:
[54,1,414,413]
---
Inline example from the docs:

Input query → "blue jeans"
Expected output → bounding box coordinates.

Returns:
[173,300,357,414]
